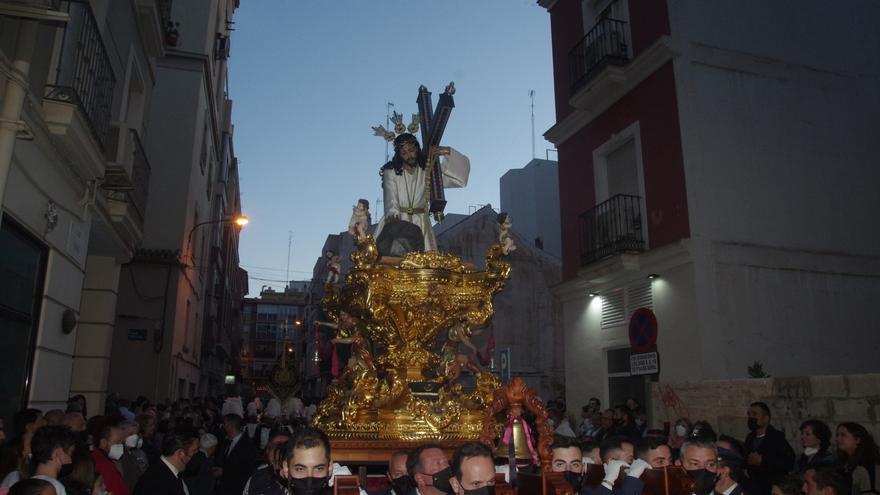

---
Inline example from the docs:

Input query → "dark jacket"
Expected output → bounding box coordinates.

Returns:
[217,433,259,495]
[714,483,746,495]
[580,476,644,495]
[182,450,216,495]
[244,465,287,495]
[796,450,836,473]
[133,458,188,495]
[743,425,795,495]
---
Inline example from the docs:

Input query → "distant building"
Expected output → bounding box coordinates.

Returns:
[240,286,307,394]
[500,159,561,259]
[109,0,246,403]
[539,0,880,412]
[435,206,565,400]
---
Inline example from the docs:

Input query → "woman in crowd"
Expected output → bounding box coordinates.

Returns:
[668,417,692,457]
[797,419,835,472]
[836,421,879,494]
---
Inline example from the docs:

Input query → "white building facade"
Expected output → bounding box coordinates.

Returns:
[540,0,880,415]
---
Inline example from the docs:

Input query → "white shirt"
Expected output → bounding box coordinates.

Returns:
[721,483,739,495]
[33,475,67,495]
[226,432,243,456]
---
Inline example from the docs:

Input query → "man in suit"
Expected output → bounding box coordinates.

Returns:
[714,448,745,495]
[215,413,258,495]
[743,402,795,495]
[133,428,200,495]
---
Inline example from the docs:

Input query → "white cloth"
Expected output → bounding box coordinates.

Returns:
[33,475,67,495]
[0,470,20,488]
[554,418,576,438]
[721,483,739,495]
[374,148,470,252]
[221,396,244,417]
[283,397,304,418]
[265,398,282,418]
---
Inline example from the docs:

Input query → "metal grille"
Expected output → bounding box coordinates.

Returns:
[569,17,630,90]
[579,194,645,266]
[627,280,653,315]
[601,288,625,328]
[45,0,116,149]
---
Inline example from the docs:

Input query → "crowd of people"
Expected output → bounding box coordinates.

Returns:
[545,398,878,495]
[0,393,877,495]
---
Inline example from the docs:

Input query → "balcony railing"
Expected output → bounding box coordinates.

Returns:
[569,17,630,90]
[45,0,116,149]
[579,194,645,266]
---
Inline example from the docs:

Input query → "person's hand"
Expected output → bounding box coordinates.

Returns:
[626,459,652,479]
[603,459,629,484]
[747,452,762,466]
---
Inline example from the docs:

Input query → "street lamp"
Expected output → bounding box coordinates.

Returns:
[186,214,249,258]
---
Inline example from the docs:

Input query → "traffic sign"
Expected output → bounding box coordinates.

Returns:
[499,348,511,383]
[628,308,658,353]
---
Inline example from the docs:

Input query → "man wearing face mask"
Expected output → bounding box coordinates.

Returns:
[550,437,584,490]
[134,429,200,495]
[29,425,76,495]
[118,420,148,492]
[676,437,719,495]
[448,442,495,495]
[580,439,652,495]
[407,444,453,495]
[743,402,794,495]
[386,449,415,495]
[283,426,334,495]
[92,425,130,495]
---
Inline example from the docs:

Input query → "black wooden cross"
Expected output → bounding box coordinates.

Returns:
[416,82,456,220]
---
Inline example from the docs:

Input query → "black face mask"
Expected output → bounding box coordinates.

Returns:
[463,486,495,495]
[290,476,330,495]
[687,469,718,495]
[613,419,624,426]
[431,467,454,494]
[563,470,584,489]
[747,418,759,431]
[391,475,415,495]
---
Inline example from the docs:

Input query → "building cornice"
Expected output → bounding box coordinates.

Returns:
[544,36,676,145]
[536,0,558,11]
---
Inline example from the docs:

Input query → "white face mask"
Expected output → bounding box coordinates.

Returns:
[108,443,125,460]
[124,434,140,449]
[675,425,688,437]
[804,447,819,456]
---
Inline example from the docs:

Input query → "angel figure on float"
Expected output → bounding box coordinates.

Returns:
[348,198,372,241]
[324,250,341,284]
[498,212,516,255]
[440,321,483,384]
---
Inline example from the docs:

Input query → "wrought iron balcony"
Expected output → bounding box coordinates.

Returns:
[579,194,645,266]
[156,0,172,29]
[45,0,116,149]
[569,17,630,91]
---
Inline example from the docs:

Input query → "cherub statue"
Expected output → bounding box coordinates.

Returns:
[324,250,341,284]
[498,212,516,255]
[440,321,484,384]
[348,198,372,240]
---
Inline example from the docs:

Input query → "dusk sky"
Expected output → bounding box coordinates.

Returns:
[228,1,557,293]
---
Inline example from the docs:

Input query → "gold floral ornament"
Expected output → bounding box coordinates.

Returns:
[312,235,512,441]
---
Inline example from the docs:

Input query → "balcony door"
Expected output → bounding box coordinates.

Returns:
[594,122,648,247]
[0,218,47,428]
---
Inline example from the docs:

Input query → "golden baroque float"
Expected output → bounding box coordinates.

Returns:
[312,234,510,441]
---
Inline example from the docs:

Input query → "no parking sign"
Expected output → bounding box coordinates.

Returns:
[629,308,659,375]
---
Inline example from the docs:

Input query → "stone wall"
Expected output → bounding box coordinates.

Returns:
[651,373,880,449]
